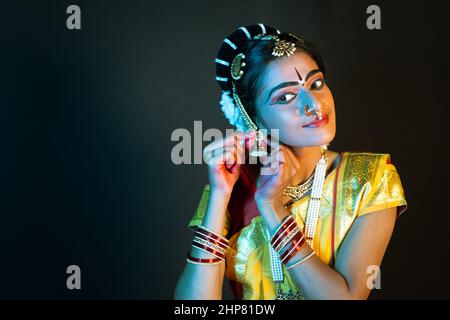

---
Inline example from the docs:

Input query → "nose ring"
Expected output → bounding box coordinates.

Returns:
[304,105,323,120]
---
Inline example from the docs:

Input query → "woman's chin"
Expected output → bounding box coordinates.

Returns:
[282,129,335,148]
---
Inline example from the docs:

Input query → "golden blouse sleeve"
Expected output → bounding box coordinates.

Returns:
[358,157,408,217]
[187,184,231,237]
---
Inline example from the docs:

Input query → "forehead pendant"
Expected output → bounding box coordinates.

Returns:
[253,34,297,57]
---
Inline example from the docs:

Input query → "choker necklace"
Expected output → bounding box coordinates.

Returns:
[282,152,328,208]
[282,170,315,207]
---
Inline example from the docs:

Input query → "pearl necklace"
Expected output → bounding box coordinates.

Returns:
[267,151,328,300]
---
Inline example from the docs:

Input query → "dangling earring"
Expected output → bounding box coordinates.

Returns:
[252,130,268,157]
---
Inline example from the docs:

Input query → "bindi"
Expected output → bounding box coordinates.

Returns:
[295,67,305,86]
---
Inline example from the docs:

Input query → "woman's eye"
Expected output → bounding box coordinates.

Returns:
[310,78,325,90]
[277,93,296,103]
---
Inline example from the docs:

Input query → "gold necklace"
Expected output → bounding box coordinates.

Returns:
[282,152,328,208]
[283,170,315,200]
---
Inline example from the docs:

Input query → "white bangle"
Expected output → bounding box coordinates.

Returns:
[286,250,315,270]
[186,257,224,266]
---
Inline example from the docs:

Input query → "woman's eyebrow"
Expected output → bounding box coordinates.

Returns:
[265,69,322,103]
[295,68,321,84]
[266,81,299,102]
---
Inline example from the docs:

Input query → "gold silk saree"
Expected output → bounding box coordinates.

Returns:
[187,151,407,299]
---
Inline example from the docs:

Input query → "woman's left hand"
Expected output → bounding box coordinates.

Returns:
[254,139,300,231]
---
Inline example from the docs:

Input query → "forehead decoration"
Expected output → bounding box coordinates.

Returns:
[253,34,297,57]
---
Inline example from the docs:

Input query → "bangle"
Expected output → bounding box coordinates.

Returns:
[196,226,229,247]
[270,215,295,245]
[197,225,228,242]
[270,214,294,238]
[286,251,315,270]
[191,242,225,260]
[194,233,228,252]
[186,252,223,265]
[280,233,306,264]
[193,235,227,256]
[274,225,301,253]
[271,218,297,249]
[279,231,304,261]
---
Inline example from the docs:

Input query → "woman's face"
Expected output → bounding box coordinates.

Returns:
[254,50,336,148]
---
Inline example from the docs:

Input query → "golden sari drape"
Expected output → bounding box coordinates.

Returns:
[187,151,408,299]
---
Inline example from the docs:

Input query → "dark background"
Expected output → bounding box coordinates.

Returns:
[1,0,449,299]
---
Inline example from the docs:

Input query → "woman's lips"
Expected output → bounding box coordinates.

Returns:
[303,114,329,128]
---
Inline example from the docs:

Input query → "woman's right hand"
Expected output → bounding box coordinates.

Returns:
[203,130,256,197]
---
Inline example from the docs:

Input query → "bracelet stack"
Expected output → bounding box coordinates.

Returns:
[270,215,306,265]
[187,225,230,265]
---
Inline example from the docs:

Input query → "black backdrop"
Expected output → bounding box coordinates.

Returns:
[1,0,449,299]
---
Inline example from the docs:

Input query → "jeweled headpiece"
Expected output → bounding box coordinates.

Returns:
[253,34,297,57]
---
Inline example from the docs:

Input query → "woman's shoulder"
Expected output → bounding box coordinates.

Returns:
[341,150,392,160]
[340,151,408,199]
[337,150,396,192]
[338,150,407,216]
[339,150,394,172]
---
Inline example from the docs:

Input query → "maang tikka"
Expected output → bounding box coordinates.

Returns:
[230,33,297,157]
[253,33,297,57]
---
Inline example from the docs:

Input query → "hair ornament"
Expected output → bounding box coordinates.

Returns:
[253,33,297,57]
[230,53,246,80]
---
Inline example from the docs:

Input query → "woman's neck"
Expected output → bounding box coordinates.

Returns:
[290,145,324,185]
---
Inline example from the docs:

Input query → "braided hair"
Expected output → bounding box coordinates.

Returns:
[215,23,326,132]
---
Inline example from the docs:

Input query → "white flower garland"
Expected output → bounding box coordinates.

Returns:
[219,90,247,132]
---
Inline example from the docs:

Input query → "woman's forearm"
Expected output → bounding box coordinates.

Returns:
[285,246,355,299]
[174,190,231,300]
[259,203,360,300]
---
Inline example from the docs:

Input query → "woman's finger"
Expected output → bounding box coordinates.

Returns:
[204,132,246,164]
[206,147,235,166]
[261,149,286,176]
[225,134,247,167]
[203,131,246,155]
[235,135,246,165]
[260,149,279,166]
[265,135,281,150]
[266,141,300,175]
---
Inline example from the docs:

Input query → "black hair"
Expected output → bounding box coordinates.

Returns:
[215,24,326,122]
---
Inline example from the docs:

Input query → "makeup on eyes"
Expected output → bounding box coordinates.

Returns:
[310,76,325,89]
[269,75,325,105]
[267,69,324,102]
[270,89,298,104]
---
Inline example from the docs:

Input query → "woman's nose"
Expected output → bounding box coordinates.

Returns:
[297,90,319,116]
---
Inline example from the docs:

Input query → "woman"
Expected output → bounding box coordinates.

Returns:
[174,23,407,300]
